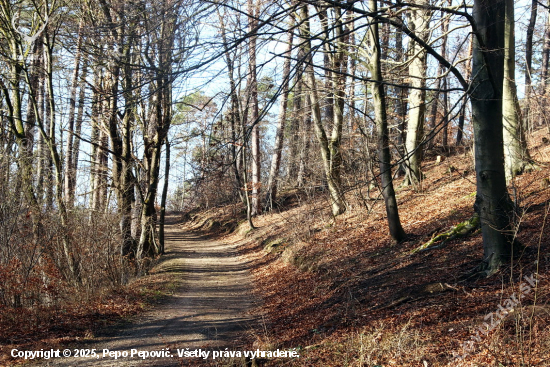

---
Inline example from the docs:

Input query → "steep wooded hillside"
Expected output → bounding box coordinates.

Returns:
[186,127,550,366]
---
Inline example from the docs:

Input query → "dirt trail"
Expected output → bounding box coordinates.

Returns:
[39,218,258,366]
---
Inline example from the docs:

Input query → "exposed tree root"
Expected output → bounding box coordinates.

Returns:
[411,214,480,254]
[373,282,458,311]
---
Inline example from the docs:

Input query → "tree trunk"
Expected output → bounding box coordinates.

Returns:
[403,0,430,186]
[242,105,255,230]
[287,62,304,183]
[137,1,176,259]
[43,33,80,282]
[440,8,449,150]
[218,10,244,203]
[63,21,84,209]
[428,79,441,150]
[540,8,550,125]
[394,16,407,159]
[299,4,346,216]
[43,42,54,210]
[70,61,88,207]
[523,0,538,129]
[265,26,293,209]
[297,97,312,188]
[456,36,473,146]
[368,0,406,242]
[503,0,531,181]
[158,138,170,254]
[471,0,515,273]
[328,5,348,215]
[542,9,550,90]
[248,0,261,216]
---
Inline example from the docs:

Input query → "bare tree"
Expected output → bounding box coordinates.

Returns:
[248,0,261,216]
[403,0,430,187]
[265,22,294,208]
[298,3,346,216]
[502,0,531,181]
[365,0,406,242]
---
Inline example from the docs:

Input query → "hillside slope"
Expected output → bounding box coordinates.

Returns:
[193,128,550,366]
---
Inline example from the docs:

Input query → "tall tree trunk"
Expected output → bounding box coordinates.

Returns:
[368,0,406,242]
[138,1,176,258]
[523,0,538,129]
[541,8,550,124]
[328,5,348,215]
[248,0,261,216]
[542,9,550,88]
[503,0,531,181]
[442,75,449,149]
[287,60,304,183]
[428,7,449,150]
[44,33,80,282]
[36,61,46,203]
[64,21,84,209]
[394,20,408,173]
[218,9,244,203]
[316,5,334,131]
[242,104,255,230]
[69,61,88,206]
[43,42,54,209]
[297,97,312,188]
[265,26,294,209]
[90,73,101,212]
[440,8,449,150]
[456,36,473,146]
[403,0,430,186]
[158,138,170,254]
[299,4,346,216]
[471,0,515,273]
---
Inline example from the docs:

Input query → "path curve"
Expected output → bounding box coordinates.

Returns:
[39,218,258,366]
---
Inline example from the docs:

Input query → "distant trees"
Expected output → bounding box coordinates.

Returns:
[0,0,201,300]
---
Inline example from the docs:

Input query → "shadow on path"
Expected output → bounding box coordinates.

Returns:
[39,218,258,366]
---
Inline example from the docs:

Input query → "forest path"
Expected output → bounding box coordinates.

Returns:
[40,216,258,366]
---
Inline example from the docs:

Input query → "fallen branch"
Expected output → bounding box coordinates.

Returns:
[411,214,480,254]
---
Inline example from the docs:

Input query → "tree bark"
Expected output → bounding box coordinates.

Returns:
[248,0,261,216]
[503,0,531,181]
[70,61,88,206]
[403,0,430,186]
[368,0,406,242]
[471,0,515,273]
[64,21,84,209]
[265,25,294,209]
[299,4,346,216]
[218,9,244,203]
[287,58,304,183]
[523,0,538,129]
[456,36,473,146]
[158,138,170,254]
[297,96,312,188]
[543,13,550,87]
[541,9,550,107]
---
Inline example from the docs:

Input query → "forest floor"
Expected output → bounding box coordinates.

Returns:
[4,216,260,367]
[182,128,550,366]
[3,130,550,367]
